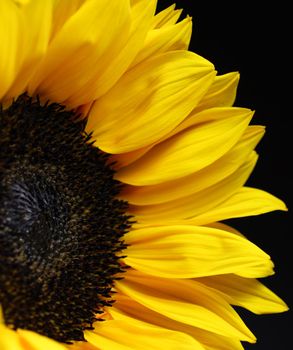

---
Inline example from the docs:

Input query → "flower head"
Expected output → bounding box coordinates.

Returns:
[0,1,288,349]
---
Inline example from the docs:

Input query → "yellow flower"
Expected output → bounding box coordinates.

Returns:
[0,1,288,350]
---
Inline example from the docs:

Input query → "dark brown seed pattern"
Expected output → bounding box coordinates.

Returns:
[0,95,131,343]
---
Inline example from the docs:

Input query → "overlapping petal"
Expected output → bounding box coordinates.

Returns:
[113,295,245,350]
[67,0,157,107]
[194,72,240,112]
[116,270,256,342]
[27,0,133,106]
[0,324,23,350]
[116,107,252,185]
[125,225,274,278]
[120,126,264,205]
[86,317,203,350]
[152,4,182,28]
[197,274,288,314]
[188,187,287,225]
[87,51,215,153]
[4,0,54,100]
[18,330,67,350]
[131,15,192,67]
[128,152,257,222]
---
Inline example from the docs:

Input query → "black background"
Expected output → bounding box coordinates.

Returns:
[157,2,292,349]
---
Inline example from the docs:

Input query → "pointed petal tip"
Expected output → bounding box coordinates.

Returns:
[230,71,240,79]
[183,14,192,23]
[259,299,290,315]
[279,302,290,313]
[168,3,176,11]
[271,196,288,211]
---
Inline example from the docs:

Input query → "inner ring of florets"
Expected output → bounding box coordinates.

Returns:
[0,94,131,343]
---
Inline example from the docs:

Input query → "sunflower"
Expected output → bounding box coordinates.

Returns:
[0,1,288,349]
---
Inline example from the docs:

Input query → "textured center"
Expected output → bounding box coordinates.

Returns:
[0,95,130,343]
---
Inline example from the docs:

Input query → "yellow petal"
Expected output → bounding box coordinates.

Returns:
[110,145,152,169]
[128,152,257,222]
[115,85,243,171]
[132,16,192,67]
[0,324,23,350]
[109,308,205,350]
[28,0,132,106]
[5,0,54,99]
[189,187,287,225]
[51,0,85,38]
[198,274,289,314]
[86,318,203,350]
[0,0,21,99]
[206,222,246,237]
[113,295,244,350]
[87,51,215,153]
[69,342,98,350]
[116,270,256,342]
[186,328,245,350]
[120,126,264,205]
[85,328,131,350]
[125,225,273,278]
[117,107,252,185]
[153,4,182,28]
[159,104,250,145]
[18,329,67,350]
[194,72,240,112]
[67,0,157,107]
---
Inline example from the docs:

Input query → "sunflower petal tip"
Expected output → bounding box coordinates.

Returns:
[273,197,288,212]
[251,335,257,344]
[272,299,290,314]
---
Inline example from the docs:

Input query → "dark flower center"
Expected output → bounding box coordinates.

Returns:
[0,95,130,343]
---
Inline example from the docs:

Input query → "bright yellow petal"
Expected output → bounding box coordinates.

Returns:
[0,324,23,350]
[28,0,132,106]
[116,270,256,342]
[109,308,205,350]
[132,16,192,67]
[114,83,242,171]
[113,295,244,350]
[128,152,257,222]
[187,328,245,350]
[67,0,157,107]
[189,187,287,225]
[51,0,85,38]
[110,145,152,169]
[159,103,250,145]
[116,107,252,185]
[5,0,54,99]
[87,51,215,153]
[69,342,98,350]
[18,329,67,350]
[206,222,247,238]
[120,126,264,205]
[125,225,273,278]
[153,4,182,28]
[194,72,240,112]
[0,0,21,99]
[198,274,289,314]
[141,71,238,138]
[86,318,203,350]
